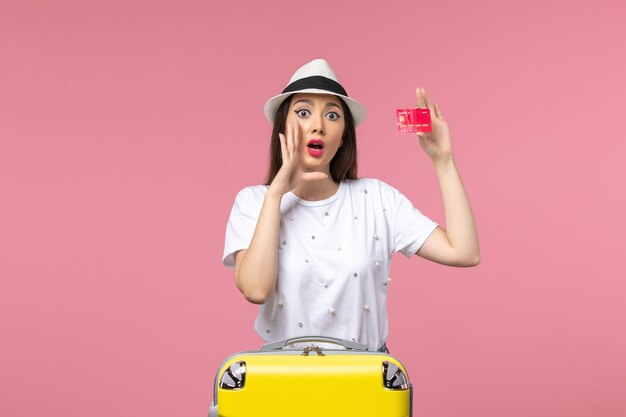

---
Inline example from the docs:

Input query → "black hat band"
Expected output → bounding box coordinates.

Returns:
[282,76,348,97]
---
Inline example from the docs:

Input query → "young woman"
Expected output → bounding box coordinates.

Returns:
[223,59,480,352]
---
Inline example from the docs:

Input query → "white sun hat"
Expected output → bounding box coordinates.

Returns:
[263,58,366,127]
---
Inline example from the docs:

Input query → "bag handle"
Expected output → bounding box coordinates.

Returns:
[260,335,369,351]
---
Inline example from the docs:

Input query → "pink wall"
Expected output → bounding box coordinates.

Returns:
[1,0,625,416]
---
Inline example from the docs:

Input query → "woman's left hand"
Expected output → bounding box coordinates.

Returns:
[415,87,452,163]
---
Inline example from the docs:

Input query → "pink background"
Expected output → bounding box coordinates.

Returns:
[1,0,625,416]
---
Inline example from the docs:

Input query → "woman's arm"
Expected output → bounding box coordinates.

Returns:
[413,87,480,267]
[417,156,480,266]
[234,191,283,304]
[234,119,327,304]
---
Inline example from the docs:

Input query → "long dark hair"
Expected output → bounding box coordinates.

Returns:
[264,94,358,185]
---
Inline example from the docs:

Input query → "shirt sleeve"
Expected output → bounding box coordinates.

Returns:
[222,187,264,268]
[389,184,439,257]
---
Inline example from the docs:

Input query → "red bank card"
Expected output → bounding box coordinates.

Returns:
[396,108,432,133]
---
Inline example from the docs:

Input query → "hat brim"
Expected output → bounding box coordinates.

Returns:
[263,88,366,127]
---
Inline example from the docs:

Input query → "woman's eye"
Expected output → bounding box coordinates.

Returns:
[295,109,310,118]
[326,112,341,121]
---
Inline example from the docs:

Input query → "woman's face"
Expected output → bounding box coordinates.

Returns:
[285,93,346,173]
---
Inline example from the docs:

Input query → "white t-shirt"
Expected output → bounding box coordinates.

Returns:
[222,178,438,351]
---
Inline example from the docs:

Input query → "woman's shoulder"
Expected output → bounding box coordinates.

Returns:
[342,177,400,194]
[233,184,270,204]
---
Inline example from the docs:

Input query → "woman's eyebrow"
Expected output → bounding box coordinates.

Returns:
[293,99,342,109]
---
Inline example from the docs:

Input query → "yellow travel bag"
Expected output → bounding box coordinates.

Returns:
[208,336,413,417]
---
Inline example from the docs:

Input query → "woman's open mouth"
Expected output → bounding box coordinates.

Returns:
[306,139,324,157]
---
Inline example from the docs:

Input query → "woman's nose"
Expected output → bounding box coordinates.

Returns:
[311,114,325,135]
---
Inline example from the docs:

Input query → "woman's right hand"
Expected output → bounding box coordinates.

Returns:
[267,119,327,197]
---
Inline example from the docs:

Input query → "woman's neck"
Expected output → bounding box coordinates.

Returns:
[291,177,340,201]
